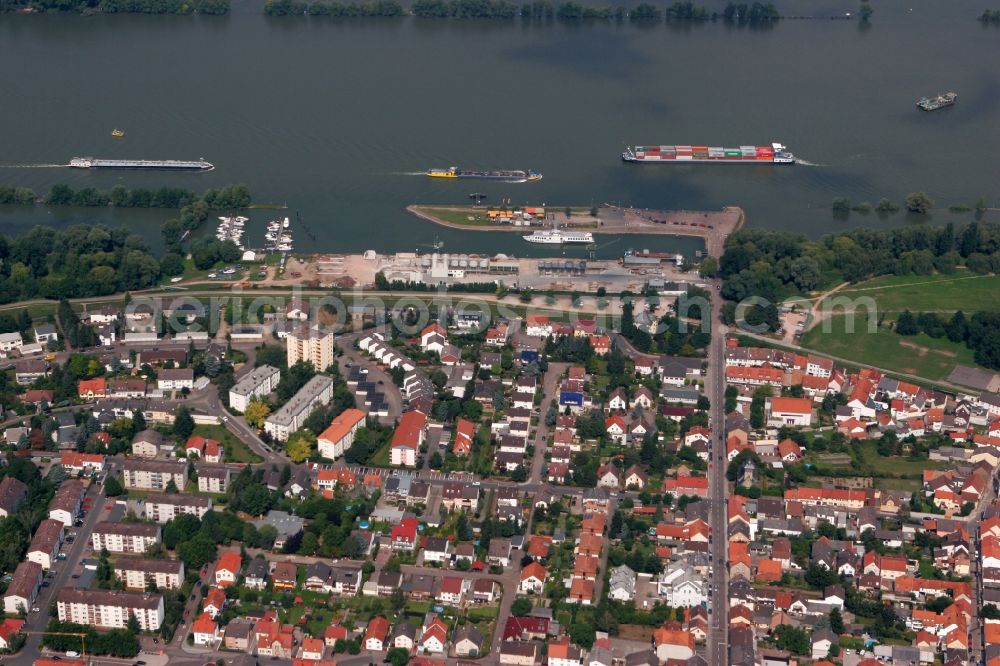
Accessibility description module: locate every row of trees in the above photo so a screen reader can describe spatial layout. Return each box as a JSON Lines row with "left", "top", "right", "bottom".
{"left": 265, "top": 0, "right": 777, "bottom": 19}
{"left": 0, "top": 0, "right": 227, "bottom": 13}
{"left": 43, "top": 184, "right": 203, "bottom": 209}
{"left": 895, "top": 309, "right": 1000, "bottom": 369}
{"left": 41, "top": 620, "right": 139, "bottom": 657}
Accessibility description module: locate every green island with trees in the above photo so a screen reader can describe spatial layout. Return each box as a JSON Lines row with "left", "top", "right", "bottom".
{"left": 266, "top": 0, "right": 782, "bottom": 21}
{"left": 0, "top": 0, "right": 228, "bottom": 13}
{"left": 831, "top": 191, "right": 989, "bottom": 217}
{"left": 0, "top": 181, "right": 251, "bottom": 211}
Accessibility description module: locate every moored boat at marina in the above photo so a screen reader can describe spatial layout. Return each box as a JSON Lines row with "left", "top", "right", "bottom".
{"left": 523, "top": 230, "right": 594, "bottom": 244}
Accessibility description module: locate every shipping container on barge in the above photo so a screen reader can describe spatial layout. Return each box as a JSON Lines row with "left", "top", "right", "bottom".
{"left": 68, "top": 157, "right": 215, "bottom": 171}
{"left": 622, "top": 143, "right": 795, "bottom": 164}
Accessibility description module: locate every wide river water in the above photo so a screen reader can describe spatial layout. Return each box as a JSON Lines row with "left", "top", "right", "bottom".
{"left": 1, "top": 0, "right": 999, "bottom": 258}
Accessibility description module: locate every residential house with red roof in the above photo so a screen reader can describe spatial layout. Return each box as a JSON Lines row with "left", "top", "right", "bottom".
{"left": 391, "top": 517, "right": 419, "bottom": 551}
{"left": 453, "top": 418, "right": 475, "bottom": 456}
{"left": 214, "top": 552, "right": 241, "bottom": 587}
{"left": 364, "top": 616, "right": 391, "bottom": 651}
{"left": 78, "top": 377, "right": 107, "bottom": 400}
{"left": 192, "top": 612, "right": 221, "bottom": 645}
{"left": 519, "top": 562, "right": 546, "bottom": 594}
{"left": 652, "top": 625, "right": 695, "bottom": 662}
{"left": 663, "top": 475, "right": 709, "bottom": 499}
{"left": 420, "top": 616, "right": 448, "bottom": 654}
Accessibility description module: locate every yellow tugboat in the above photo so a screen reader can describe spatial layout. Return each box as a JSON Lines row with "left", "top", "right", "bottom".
{"left": 111, "top": 128, "right": 125, "bottom": 138}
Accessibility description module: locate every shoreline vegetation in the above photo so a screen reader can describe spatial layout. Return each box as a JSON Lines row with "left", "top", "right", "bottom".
{"left": 0, "top": 182, "right": 250, "bottom": 211}
{"left": 832, "top": 192, "right": 992, "bottom": 217}
{"left": 2, "top": 0, "right": 229, "bottom": 13}
{"left": 264, "top": 0, "right": 789, "bottom": 20}
{"left": 3, "top": 0, "right": 881, "bottom": 21}
{"left": 0, "top": 184, "right": 252, "bottom": 295}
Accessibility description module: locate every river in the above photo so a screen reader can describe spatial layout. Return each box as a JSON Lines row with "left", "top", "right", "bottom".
{"left": 0, "top": 0, "right": 998, "bottom": 258}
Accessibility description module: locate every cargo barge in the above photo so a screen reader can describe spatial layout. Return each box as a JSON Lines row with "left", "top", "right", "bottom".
{"left": 427, "top": 167, "right": 542, "bottom": 183}
{"left": 69, "top": 157, "right": 215, "bottom": 171}
{"left": 917, "top": 92, "right": 957, "bottom": 111}
{"left": 622, "top": 142, "right": 795, "bottom": 164}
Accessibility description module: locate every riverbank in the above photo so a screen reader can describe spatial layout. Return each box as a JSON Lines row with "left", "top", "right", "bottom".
{"left": 407, "top": 203, "right": 742, "bottom": 256}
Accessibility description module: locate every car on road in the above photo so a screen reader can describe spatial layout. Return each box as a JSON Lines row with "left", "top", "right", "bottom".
{"left": 42, "top": 581, "right": 50, "bottom": 587}
{"left": 71, "top": 574, "right": 79, "bottom": 579}
{"left": 31, "top": 607, "right": 40, "bottom": 613}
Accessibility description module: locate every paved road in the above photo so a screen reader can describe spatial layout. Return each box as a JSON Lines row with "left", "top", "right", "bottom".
{"left": 13, "top": 476, "right": 112, "bottom": 666}
{"left": 705, "top": 280, "right": 729, "bottom": 666}
{"left": 529, "top": 362, "right": 568, "bottom": 485}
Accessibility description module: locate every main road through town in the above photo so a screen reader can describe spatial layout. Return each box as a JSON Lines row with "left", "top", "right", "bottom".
{"left": 706, "top": 281, "right": 728, "bottom": 666}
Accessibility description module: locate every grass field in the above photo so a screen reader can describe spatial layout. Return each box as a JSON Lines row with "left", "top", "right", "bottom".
{"left": 805, "top": 441, "right": 939, "bottom": 487}
{"left": 800, "top": 313, "right": 976, "bottom": 381}
{"left": 830, "top": 271, "right": 1000, "bottom": 313}
{"left": 369, "top": 439, "right": 392, "bottom": 467}
{"left": 415, "top": 207, "right": 499, "bottom": 227}
{"left": 857, "top": 440, "right": 942, "bottom": 476}
{"left": 192, "top": 424, "right": 263, "bottom": 464}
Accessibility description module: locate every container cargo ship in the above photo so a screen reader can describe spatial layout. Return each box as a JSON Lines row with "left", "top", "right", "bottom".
{"left": 69, "top": 157, "right": 214, "bottom": 171}
{"left": 426, "top": 167, "right": 542, "bottom": 183}
{"left": 917, "top": 92, "right": 957, "bottom": 111}
{"left": 523, "top": 230, "right": 594, "bottom": 244}
{"left": 622, "top": 142, "right": 795, "bottom": 164}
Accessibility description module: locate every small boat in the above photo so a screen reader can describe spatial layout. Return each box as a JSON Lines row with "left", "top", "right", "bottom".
{"left": 111, "top": 129, "right": 125, "bottom": 138}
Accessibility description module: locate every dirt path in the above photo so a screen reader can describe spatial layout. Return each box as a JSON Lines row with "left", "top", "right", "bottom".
{"left": 834, "top": 273, "right": 990, "bottom": 293}
{"left": 801, "top": 281, "right": 851, "bottom": 334}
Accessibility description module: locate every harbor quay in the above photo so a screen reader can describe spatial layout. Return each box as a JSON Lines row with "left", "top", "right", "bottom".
{"left": 407, "top": 203, "right": 743, "bottom": 257}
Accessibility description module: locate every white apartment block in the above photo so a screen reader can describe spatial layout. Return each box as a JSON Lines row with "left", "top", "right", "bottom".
{"left": 114, "top": 558, "right": 184, "bottom": 591}
{"left": 264, "top": 375, "right": 334, "bottom": 442}
{"left": 143, "top": 493, "right": 212, "bottom": 523}
{"left": 197, "top": 466, "right": 231, "bottom": 494}
{"left": 228, "top": 364, "right": 281, "bottom": 413}
{"left": 122, "top": 459, "right": 188, "bottom": 491}
{"left": 91, "top": 522, "right": 161, "bottom": 554}
{"left": 57, "top": 588, "right": 165, "bottom": 631}
{"left": 27, "top": 519, "right": 64, "bottom": 570}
